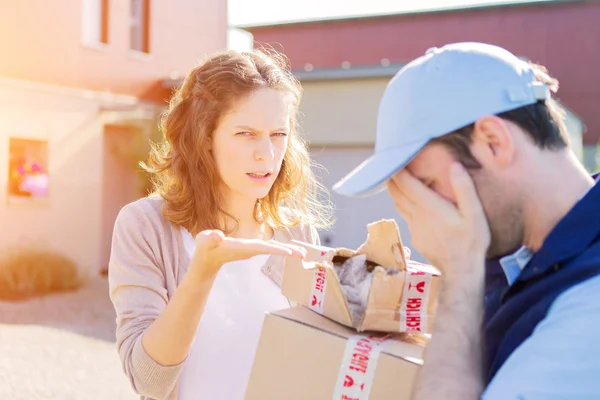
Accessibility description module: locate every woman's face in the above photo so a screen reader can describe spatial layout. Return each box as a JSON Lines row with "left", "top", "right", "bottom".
{"left": 211, "top": 87, "right": 293, "bottom": 203}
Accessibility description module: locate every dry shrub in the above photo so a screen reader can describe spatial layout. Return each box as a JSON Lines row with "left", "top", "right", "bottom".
{"left": 0, "top": 247, "right": 84, "bottom": 301}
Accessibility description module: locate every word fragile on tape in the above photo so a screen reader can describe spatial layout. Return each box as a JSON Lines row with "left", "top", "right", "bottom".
{"left": 309, "top": 266, "right": 327, "bottom": 313}
{"left": 399, "top": 267, "right": 433, "bottom": 333}
{"left": 332, "top": 334, "right": 389, "bottom": 400}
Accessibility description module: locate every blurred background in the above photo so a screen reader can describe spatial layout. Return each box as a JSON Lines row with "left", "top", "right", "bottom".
{"left": 0, "top": 0, "right": 598, "bottom": 397}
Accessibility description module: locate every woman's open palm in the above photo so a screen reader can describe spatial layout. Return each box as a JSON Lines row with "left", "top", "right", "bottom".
{"left": 192, "top": 230, "right": 306, "bottom": 275}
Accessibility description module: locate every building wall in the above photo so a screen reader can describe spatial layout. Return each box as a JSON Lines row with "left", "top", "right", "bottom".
{"left": 300, "top": 77, "right": 584, "bottom": 154}
{"left": 583, "top": 145, "right": 599, "bottom": 173}
{"left": 299, "top": 78, "right": 389, "bottom": 145}
{"left": 248, "top": 1, "right": 600, "bottom": 144}
{"left": 0, "top": 0, "right": 228, "bottom": 275}
{"left": 563, "top": 107, "right": 584, "bottom": 161}
{"left": 0, "top": 0, "right": 227, "bottom": 96}
{"left": 0, "top": 78, "right": 156, "bottom": 275}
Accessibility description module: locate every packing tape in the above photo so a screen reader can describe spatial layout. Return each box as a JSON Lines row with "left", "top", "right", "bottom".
{"left": 309, "top": 265, "right": 327, "bottom": 314}
{"left": 332, "top": 334, "right": 389, "bottom": 400}
{"left": 399, "top": 265, "right": 434, "bottom": 333}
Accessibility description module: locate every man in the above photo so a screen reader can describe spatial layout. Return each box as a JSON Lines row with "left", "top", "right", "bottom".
{"left": 333, "top": 42, "right": 600, "bottom": 399}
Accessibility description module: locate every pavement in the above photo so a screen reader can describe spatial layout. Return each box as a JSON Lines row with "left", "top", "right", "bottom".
{"left": 0, "top": 276, "right": 138, "bottom": 400}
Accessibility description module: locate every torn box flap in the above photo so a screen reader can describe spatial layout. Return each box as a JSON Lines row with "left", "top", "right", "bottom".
{"left": 355, "top": 219, "right": 407, "bottom": 270}
{"left": 290, "top": 240, "right": 336, "bottom": 262}
{"left": 406, "top": 259, "right": 441, "bottom": 276}
{"left": 282, "top": 255, "right": 355, "bottom": 327}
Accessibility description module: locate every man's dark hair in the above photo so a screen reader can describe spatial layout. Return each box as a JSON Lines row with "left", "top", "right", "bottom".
{"left": 431, "top": 63, "right": 570, "bottom": 169}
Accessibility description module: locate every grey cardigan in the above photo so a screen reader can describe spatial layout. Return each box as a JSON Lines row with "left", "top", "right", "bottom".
{"left": 108, "top": 196, "right": 319, "bottom": 400}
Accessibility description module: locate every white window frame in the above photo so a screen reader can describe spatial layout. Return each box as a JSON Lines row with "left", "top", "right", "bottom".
{"left": 130, "top": 0, "right": 149, "bottom": 53}
{"left": 81, "top": 0, "right": 108, "bottom": 48}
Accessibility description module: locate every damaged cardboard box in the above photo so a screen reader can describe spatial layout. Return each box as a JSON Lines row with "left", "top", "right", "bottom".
{"left": 283, "top": 219, "right": 441, "bottom": 334}
{"left": 245, "top": 306, "right": 425, "bottom": 400}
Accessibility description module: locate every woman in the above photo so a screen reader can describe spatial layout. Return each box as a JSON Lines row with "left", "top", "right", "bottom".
{"left": 108, "top": 48, "right": 332, "bottom": 400}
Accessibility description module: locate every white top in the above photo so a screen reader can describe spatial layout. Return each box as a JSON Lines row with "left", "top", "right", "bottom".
{"left": 177, "top": 228, "right": 291, "bottom": 400}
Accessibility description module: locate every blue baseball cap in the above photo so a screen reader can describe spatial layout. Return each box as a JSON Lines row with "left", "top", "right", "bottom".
{"left": 332, "top": 42, "right": 551, "bottom": 197}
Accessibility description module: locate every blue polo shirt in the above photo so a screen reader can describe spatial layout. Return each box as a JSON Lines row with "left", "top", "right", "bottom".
{"left": 482, "top": 175, "right": 600, "bottom": 399}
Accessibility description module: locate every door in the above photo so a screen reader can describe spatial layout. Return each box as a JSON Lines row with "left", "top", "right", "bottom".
{"left": 310, "top": 146, "right": 426, "bottom": 263}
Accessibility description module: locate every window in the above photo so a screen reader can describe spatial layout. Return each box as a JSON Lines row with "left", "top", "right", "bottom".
{"left": 81, "top": 0, "right": 109, "bottom": 45}
{"left": 130, "top": 0, "right": 150, "bottom": 53}
{"left": 7, "top": 138, "right": 49, "bottom": 199}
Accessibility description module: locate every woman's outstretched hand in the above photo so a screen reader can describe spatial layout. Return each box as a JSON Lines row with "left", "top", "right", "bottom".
{"left": 190, "top": 230, "right": 306, "bottom": 277}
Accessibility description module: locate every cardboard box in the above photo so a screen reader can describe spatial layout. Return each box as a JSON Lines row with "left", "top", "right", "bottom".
{"left": 245, "top": 306, "right": 425, "bottom": 400}
{"left": 283, "top": 220, "right": 441, "bottom": 334}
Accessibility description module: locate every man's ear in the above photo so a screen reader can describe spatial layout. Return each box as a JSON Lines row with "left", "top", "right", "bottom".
{"left": 471, "top": 116, "right": 515, "bottom": 168}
